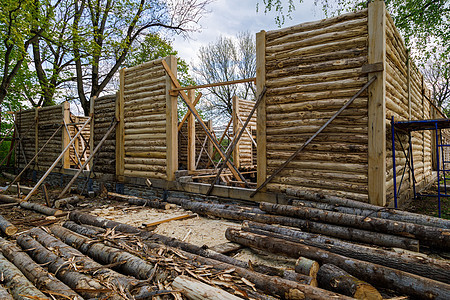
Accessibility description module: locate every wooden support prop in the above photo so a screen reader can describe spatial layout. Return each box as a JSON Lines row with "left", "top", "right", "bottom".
{"left": 42, "top": 184, "right": 50, "bottom": 207}
{"left": 170, "top": 77, "right": 256, "bottom": 93}
{"left": 58, "top": 119, "right": 117, "bottom": 199}
{"left": 178, "top": 92, "right": 202, "bottom": 132}
{"left": 225, "top": 229, "right": 450, "bottom": 300}
{"left": 295, "top": 257, "right": 319, "bottom": 278}
{"left": 237, "top": 115, "right": 257, "bottom": 147}
{"left": 317, "top": 264, "right": 382, "bottom": 300}
{"left": 206, "top": 86, "right": 267, "bottom": 195}
{"left": 251, "top": 76, "right": 377, "bottom": 197}
{"left": 24, "top": 116, "right": 91, "bottom": 201}
{"left": 0, "top": 214, "right": 17, "bottom": 236}
{"left": 206, "top": 118, "right": 232, "bottom": 169}
{"left": 64, "top": 120, "right": 82, "bottom": 168}
{"left": 19, "top": 202, "right": 65, "bottom": 216}
{"left": 162, "top": 60, "right": 247, "bottom": 184}
{"left": 172, "top": 275, "right": 242, "bottom": 300}
{"left": 145, "top": 214, "right": 196, "bottom": 227}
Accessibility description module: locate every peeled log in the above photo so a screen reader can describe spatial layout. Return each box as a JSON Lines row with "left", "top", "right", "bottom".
{"left": 0, "top": 214, "right": 17, "bottom": 236}
{"left": 243, "top": 221, "right": 450, "bottom": 284}
{"left": 172, "top": 275, "right": 242, "bottom": 300}
{"left": 0, "top": 252, "right": 50, "bottom": 300}
{"left": 48, "top": 225, "right": 155, "bottom": 280}
{"left": 0, "top": 237, "right": 82, "bottom": 300}
{"left": 16, "top": 233, "right": 113, "bottom": 300}
{"left": 317, "top": 264, "right": 382, "bottom": 300}
{"left": 54, "top": 196, "right": 81, "bottom": 209}
{"left": 69, "top": 210, "right": 140, "bottom": 234}
{"left": 226, "top": 228, "right": 450, "bottom": 300}
{"left": 165, "top": 198, "right": 419, "bottom": 251}
{"left": 259, "top": 202, "right": 450, "bottom": 250}
{"left": 19, "top": 201, "right": 65, "bottom": 216}
{"left": 295, "top": 257, "right": 319, "bottom": 278}
{"left": 68, "top": 211, "right": 314, "bottom": 285}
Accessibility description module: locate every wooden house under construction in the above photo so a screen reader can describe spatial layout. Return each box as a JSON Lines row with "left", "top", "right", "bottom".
{"left": 12, "top": 0, "right": 447, "bottom": 208}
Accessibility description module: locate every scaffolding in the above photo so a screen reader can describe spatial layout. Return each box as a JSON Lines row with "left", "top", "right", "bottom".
{"left": 391, "top": 117, "right": 450, "bottom": 217}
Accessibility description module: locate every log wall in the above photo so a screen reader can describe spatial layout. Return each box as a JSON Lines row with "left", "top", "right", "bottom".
{"left": 233, "top": 97, "right": 257, "bottom": 168}
{"left": 117, "top": 56, "right": 178, "bottom": 180}
{"left": 68, "top": 115, "right": 90, "bottom": 169}
{"left": 260, "top": 9, "right": 370, "bottom": 202}
{"left": 92, "top": 94, "right": 116, "bottom": 178}
{"left": 178, "top": 121, "right": 212, "bottom": 170}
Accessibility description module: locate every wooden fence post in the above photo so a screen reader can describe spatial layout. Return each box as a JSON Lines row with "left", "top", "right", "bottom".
{"left": 165, "top": 55, "right": 178, "bottom": 181}
{"left": 368, "top": 0, "right": 387, "bottom": 206}
{"left": 62, "top": 102, "right": 71, "bottom": 169}
{"left": 256, "top": 30, "right": 267, "bottom": 190}
{"left": 116, "top": 69, "right": 125, "bottom": 181}
{"left": 187, "top": 90, "right": 196, "bottom": 171}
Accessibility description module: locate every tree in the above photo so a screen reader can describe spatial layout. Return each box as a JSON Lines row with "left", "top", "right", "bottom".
{"left": 423, "top": 50, "right": 450, "bottom": 109}
{"left": 193, "top": 31, "right": 256, "bottom": 120}
{"left": 72, "top": 0, "right": 211, "bottom": 115}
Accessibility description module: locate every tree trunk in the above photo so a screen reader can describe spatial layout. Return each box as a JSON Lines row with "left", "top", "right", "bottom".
{"left": 69, "top": 210, "right": 141, "bottom": 234}
{"left": 317, "top": 264, "right": 382, "bottom": 300}
{"left": 47, "top": 225, "right": 154, "bottom": 280}
{"left": 259, "top": 202, "right": 450, "bottom": 250}
{"left": 0, "top": 214, "right": 17, "bottom": 236}
{"left": 0, "top": 252, "right": 50, "bottom": 300}
{"left": 16, "top": 233, "right": 116, "bottom": 300}
{"left": 108, "top": 192, "right": 173, "bottom": 210}
{"left": 162, "top": 199, "right": 419, "bottom": 251}
{"left": 0, "top": 285, "right": 13, "bottom": 300}
{"left": 68, "top": 211, "right": 314, "bottom": 285}
{"left": 226, "top": 228, "right": 450, "bottom": 300}
{"left": 0, "top": 194, "right": 19, "bottom": 203}
{"left": 295, "top": 257, "right": 319, "bottom": 278}
{"left": 54, "top": 196, "right": 81, "bottom": 209}
{"left": 19, "top": 201, "right": 65, "bottom": 216}
{"left": 291, "top": 199, "right": 450, "bottom": 229}
{"left": 172, "top": 275, "right": 242, "bottom": 300}
{"left": 63, "top": 220, "right": 106, "bottom": 236}
{"left": 242, "top": 221, "right": 450, "bottom": 284}
{"left": 0, "top": 237, "right": 82, "bottom": 300}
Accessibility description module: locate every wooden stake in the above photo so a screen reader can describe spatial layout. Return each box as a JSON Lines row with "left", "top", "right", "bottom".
{"left": 145, "top": 214, "right": 196, "bottom": 227}
{"left": 42, "top": 184, "right": 50, "bottom": 207}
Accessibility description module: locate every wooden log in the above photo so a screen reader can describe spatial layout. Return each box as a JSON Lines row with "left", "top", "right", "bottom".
{"left": 0, "top": 194, "right": 19, "bottom": 203}
{"left": 107, "top": 192, "right": 172, "bottom": 210}
{"left": 208, "top": 242, "right": 242, "bottom": 254}
{"left": 291, "top": 199, "right": 450, "bottom": 229}
{"left": 0, "top": 252, "right": 51, "bottom": 300}
{"left": 259, "top": 202, "right": 450, "bottom": 250}
{"left": 19, "top": 202, "right": 65, "bottom": 216}
{"left": 226, "top": 229, "right": 450, "bottom": 300}
{"left": 317, "top": 264, "right": 382, "bottom": 300}
{"left": 295, "top": 257, "right": 319, "bottom": 278}
{"left": 0, "top": 285, "right": 13, "bottom": 300}
{"left": 68, "top": 211, "right": 314, "bottom": 285}
{"left": 172, "top": 275, "right": 242, "bottom": 300}
{"left": 242, "top": 221, "right": 450, "bottom": 284}
{"left": 164, "top": 198, "right": 419, "bottom": 250}
{"left": 0, "top": 237, "right": 82, "bottom": 300}
{"left": 54, "top": 196, "right": 82, "bottom": 209}
{"left": 0, "top": 214, "right": 17, "bottom": 236}
{"left": 16, "top": 233, "right": 113, "bottom": 299}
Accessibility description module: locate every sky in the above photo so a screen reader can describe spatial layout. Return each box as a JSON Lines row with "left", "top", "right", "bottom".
{"left": 171, "top": 0, "right": 325, "bottom": 67}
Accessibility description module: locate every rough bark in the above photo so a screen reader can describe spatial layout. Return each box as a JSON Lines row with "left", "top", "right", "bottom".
{"left": 108, "top": 192, "right": 173, "bottom": 210}
{"left": 0, "top": 194, "right": 19, "bottom": 203}
{"left": 259, "top": 202, "right": 450, "bottom": 250}
{"left": 295, "top": 257, "right": 319, "bottom": 278}
{"left": 162, "top": 199, "right": 419, "bottom": 251}
{"left": 226, "top": 229, "right": 450, "bottom": 300}
{"left": 0, "top": 237, "right": 83, "bottom": 300}
{"left": 16, "top": 233, "right": 115, "bottom": 299}
{"left": 0, "top": 214, "right": 17, "bottom": 235}
{"left": 172, "top": 275, "right": 242, "bottom": 300}
{"left": 0, "top": 252, "right": 51, "bottom": 300}
{"left": 68, "top": 211, "right": 314, "bottom": 285}
{"left": 69, "top": 210, "right": 140, "bottom": 234}
{"left": 317, "top": 264, "right": 382, "bottom": 300}
{"left": 0, "top": 285, "right": 13, "bottom": 300}
{"left": 54, "top": 196, "right": 81, "bottom": 209}
{"left": 242, "top": 221, "right": 450, "bottom": 284}
{"left": 20, "top": 201, "right": 65, "bottom": 216}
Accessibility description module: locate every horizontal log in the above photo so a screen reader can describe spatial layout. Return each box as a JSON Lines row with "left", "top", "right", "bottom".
{"left": 107, "top": 192, "right": 172, "bottom": 210}
{"left": 20, "top": 202, "right": 65, "bottom": 216}
{"left": 172, "top": 275, "right": 241, "bottom": 300}
{"left": 0, "top": 214, "right": 17, "bottom": 236}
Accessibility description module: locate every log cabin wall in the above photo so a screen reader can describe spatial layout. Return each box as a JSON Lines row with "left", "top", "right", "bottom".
{"left": 232, "top": 97, "right": 257, "bottom": 168}
{"left": 178, "top": 120, "right": 212, "bottom": 170}
{"left": 258, "top": 9, "right": 370, "bottom": 202}
{"left": 92, "top": 94, "right": 116, "bottom": 179}
{"left": 15, "top": 104, "right": 66, "bottom": 170}
{"left": 116, "top": 56, "right": 178, "bottom": 181}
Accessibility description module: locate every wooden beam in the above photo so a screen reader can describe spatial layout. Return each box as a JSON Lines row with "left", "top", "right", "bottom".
{"left": 89, "top": 95, "right": 96, "bottom": 170}
{"left": 256, "top": 30, "right": 267, "bottom": 190}
{"left": 187, "top": 90, "right": 196, "bottom": 171}
{"left": 162, "top": 60, "right": 246, "bottom": 184}
{"left": 116, "top": 69, "right": 125, "bottom": 181}
{"left": 170, "top": 77, "right": 256, "bottom": 94}
{"left": 34, "top": 108, "right": 38, "bottom": 166}
{"left": 177, "top": 92, "right": 202, "bottom": 132}
{"left": 232, "top": 96, "right": 240, "bottom": 169}
{"left": 361, "top": 62, "right": 384, "bottom": 74}
{"left": 165, "top": 56, "right": 178, "bottom": 181}
{"left": 407, "top": 51, "right": 411, "bottom": 120}
{"left": 368, "top": 0, "right": 387, "bottom": 206}
{"left": 62, "top": 102, "right": 71, "bottom": 169}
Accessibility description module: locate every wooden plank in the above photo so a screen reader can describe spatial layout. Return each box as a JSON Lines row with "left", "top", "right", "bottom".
{"left": 232, "top": 96, "right": 240, "bottom": 169}
{"left": 165, "top": 55, "right": 178, "bottom": 181}
{"left": 407, "top": 52, "right": 411, "bottom": 120}
{"left": 256, "top": 30, "right": 267, "bottom": 190}
{"left": 62, "top": 102, "right": 71, "bottom": 169}
{"left": 116, "top": 69, "right": 125, "bottom": 180}
{"left": 170, "top": 77, "right": 256, "bottom": 93}
{"left": 187, "top": 90, "right": 196, "bottom": 171}
{"left": 368, "top": 0, "right": 387, "bottom": 206}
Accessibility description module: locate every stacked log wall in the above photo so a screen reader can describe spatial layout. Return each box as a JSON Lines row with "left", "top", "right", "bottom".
{"left": 261, "top": 9, "right": 370, "bottom": 202}
{"left": 67, "top": 115, "right": 91, "bottom": 168}
{"left": 93, "top": 94, "right": 116, "bottom": 178}
{"left": 178, "top": 121, "right": 211, "bottom": 170}
{"left": 120, "top": 57, "right": 175, "bottom": 180}
{"left": 233, "top": 97, "right": 257, "bottom": 168}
